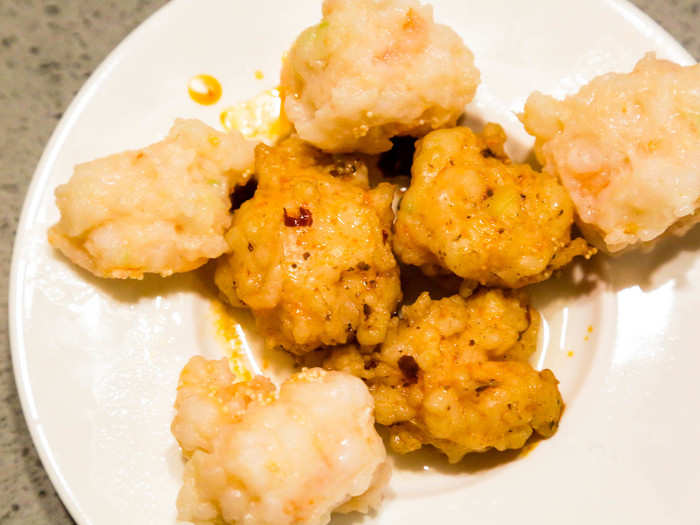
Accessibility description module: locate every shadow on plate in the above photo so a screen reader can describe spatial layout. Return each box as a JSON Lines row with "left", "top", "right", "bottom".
{"left": 600, "top": 222, "right": 700, "bottom": 293}
{"left": 331, "top": 508, "right": 381, "bottom": 525}
{"left": 528, "top": 221, "right": 700, "bottom": 306}
{"left": 527, "top": 254, "right": 606, "bottom": 312}
{"left": 390, "top": 435, "right": 543, "bottom": 477}
{"left": 55, "top": 250, "right": 220, "bottom": 304}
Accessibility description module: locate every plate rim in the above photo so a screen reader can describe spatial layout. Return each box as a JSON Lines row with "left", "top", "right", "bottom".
{"left": 8, "top": 1, "right": 696, "bottom": 524}
{"left": 8, "top": 2, "right": 181, "bottom": 523}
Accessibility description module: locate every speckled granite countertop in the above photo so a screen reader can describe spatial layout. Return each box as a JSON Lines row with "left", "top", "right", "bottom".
{"left": 0, "top": 1, "right": 698, "bottom": 523}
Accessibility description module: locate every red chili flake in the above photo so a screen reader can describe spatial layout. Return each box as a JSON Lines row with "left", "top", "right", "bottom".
{"left": 397, "top": 355, "right": 420, "bottom": 385}
{"left": 284, "top": 207, "right": 313, "bottom": 227}
{"left": 382, "top": 230, "right": 388, "bottom": 244}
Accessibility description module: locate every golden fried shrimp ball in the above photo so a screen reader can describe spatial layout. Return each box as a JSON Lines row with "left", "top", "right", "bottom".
{"left": 393, "top": 124, "right": 594, "bottom": 289}
{"left": 215, "top": 138, "right": 402, "bottom": 354}
{"left": 520, "top": 54, "right": 700, "bottom": 252}
{"left": 280, "top": 0, "right": 480, "bottom": 154}
{"left": 318, "top": 290, "right": 564, "bottom": 463}
{"left": 172, "top": 358, "right": 390, "bottom": 525}
{"left": 49, "top": 119, "right": 256, "bottom": 279}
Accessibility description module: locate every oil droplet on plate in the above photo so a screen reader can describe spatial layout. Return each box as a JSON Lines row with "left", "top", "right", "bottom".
{"left": 254, "top": 70, "right": 264, "bottom": 80}
{"left": 220, "top": 87, "right": 292, "bottom": 143}
{"left": 188, "top": 74, "right": 222, "bottom": 106}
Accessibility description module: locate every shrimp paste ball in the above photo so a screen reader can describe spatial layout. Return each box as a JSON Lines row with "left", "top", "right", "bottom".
{"left": 521, "top": 54, "right": 700, "bottom": 252}
{"left": 281, "top": 0, "right": 480, "bottom": 154}
{"left": 318, "top": 290, "right": 564, "bottom": 463}
{"left": 172, "top": 358, "right": 391, "bottom": 525}
{"left": 49, "top": 119, "right": 256, "bottom": 278}
{"left": 215, "top": 138, "right": 402, "bottom": 354}
{"left": 394, "top": 124, "right": 593, "bottom": 289}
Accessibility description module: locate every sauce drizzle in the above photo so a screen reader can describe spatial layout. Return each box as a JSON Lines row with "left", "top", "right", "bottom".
{"left": 211, "top": 300, "right": 252, "bottom": 381}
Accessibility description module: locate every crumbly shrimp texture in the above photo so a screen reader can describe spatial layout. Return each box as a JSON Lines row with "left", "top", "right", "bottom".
{"left": 48, "top": 119, "right": 256, "bottom": 278}
{"left": 281, "top": 0, "right": 480, "bottom": 154}
{"left": 172, "top": 357, "right": 391, "bottom": 525}
{"left": 318, "top": 290, "right": 563, "bottom": 463}
{"left": 520, "top": 54, "right": 700, "bottom": 253}
{"left": 215, "top": 137, "right": 402, "bottom": 355}
{"left": 393, "top": 124, "right": 593, "bottom": 289}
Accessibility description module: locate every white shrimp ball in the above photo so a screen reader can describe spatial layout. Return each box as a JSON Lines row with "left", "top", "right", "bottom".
{"left": 521, "top": 54, "right": 700, "bottom": 252}
{"left": 281, "top": 0, "right": 480, "bottom": 154}
{"left": 172, "top": 358, "right": 391, "bottom": 525}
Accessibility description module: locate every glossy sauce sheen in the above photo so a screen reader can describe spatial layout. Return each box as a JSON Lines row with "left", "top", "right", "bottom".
{"left": 220, "top": 87, "right": 292, "bottom": 142}
{"left": 188, "top": 74, "right": 223, "bottom": 105}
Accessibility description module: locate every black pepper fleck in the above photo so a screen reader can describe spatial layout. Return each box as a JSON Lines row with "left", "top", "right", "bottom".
{"left": 397, "top": 355, "right": 420, "bottom": 385}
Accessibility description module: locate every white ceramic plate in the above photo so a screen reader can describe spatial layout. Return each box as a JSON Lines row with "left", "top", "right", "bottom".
{"left": 10, "top": 1, "right": 699, "bottom": 524}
